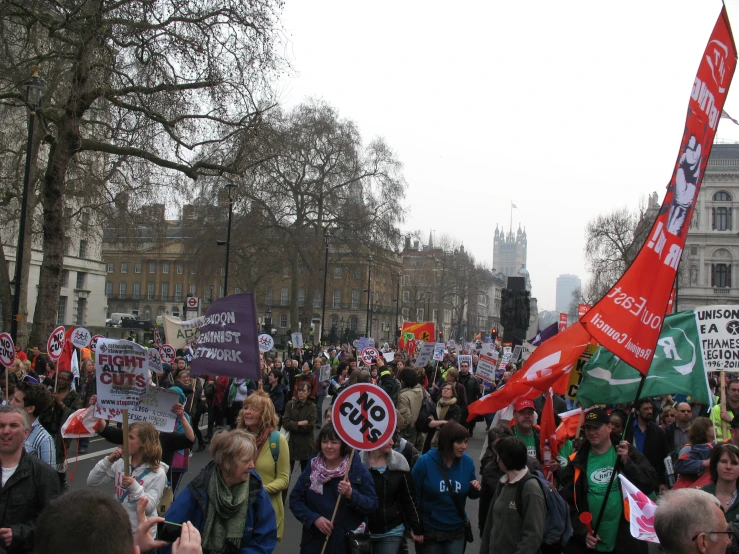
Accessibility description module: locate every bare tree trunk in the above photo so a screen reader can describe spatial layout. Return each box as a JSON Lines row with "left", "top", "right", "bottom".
{"left": 0, "top": 231, "right": 11, "bottom": 332}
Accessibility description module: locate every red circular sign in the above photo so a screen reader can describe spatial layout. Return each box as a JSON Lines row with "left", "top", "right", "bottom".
{"left": 0, "top": 333, "right": 15, "bottom": 368}
{"left": 47, "top": 326, "right": 65, "bottom": 361}
{"left": 160, "top": 344, "right": 176, "bottom": 364}
{"left": 90, "top": 334, "right": 104, "bottom": 353}
{"left": 186, "top": 297, "right": 198, "bottom": 308}
{"left": 361, "top": 347, "right": 380, "bottom": 365}
{"left": 331, "top": 384, "right": 397, "bottom": 451}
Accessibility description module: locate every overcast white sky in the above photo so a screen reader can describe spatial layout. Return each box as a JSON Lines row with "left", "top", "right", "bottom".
{"left": 277, "top": 0, "right": 739, "bottom": 311}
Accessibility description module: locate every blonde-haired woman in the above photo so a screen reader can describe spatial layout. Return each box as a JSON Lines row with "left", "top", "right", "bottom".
{"left": 162, "top": 429, "right": 277, "bottom": 553}
{"left": 237, "top": 391, "right": 290, "bottom": 541}
{"left": 87, "top": 422, "right": 167, "bottom": 536}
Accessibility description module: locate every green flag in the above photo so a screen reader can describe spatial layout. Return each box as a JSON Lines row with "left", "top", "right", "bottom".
{"left": 577, "top": 311, "right": 712, "bottom": 408}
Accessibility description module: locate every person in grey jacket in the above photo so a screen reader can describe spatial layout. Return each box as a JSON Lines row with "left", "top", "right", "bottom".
{"left": 481, "top": 436, "right": 546, "bottom": 554}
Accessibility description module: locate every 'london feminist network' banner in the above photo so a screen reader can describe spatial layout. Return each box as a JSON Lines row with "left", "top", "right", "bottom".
{"left": 582, "top": 8, "right": 737, "bottom": 373}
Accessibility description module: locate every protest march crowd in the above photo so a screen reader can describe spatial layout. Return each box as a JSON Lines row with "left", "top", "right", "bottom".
{"left": 0, "top": 330, "right": 737, "bottom": 554}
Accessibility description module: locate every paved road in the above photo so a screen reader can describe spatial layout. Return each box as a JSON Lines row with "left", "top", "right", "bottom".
{"left": 69, "top": 421, "right": 488, "bottom": 553}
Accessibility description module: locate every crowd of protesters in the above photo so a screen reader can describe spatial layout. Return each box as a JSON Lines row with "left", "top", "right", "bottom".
{"left": 3, "top": 336, "right": 739, "bottom": 554}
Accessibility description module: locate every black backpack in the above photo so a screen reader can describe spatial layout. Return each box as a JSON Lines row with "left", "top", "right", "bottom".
{"left": 415, "top": 391, "right": 436, "bottom": 433}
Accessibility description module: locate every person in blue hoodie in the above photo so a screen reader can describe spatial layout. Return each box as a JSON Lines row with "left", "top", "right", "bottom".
{"left": 412, "top": 421, "right": 481, "bottom": 554}
{"left": 161, "top": 428, "right": 277, "bottom": 554}
{"left": 289, "top": 423, "right": 379, "bottom": 554}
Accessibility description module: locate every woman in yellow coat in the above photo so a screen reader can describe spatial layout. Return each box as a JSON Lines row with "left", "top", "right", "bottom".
{"left": 238, "top": 390, "right": 290, "bottom": 541}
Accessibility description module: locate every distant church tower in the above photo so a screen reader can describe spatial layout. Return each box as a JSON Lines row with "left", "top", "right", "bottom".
{"left": 493, "top": 224, "right": 528, "bottom": 278}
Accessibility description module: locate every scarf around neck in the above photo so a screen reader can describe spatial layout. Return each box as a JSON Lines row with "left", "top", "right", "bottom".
{"left": 309, "top": 454, "right": 350, "bottom": 494}
{"left": 202, "top": 468, "right": 250, "bottom": 553}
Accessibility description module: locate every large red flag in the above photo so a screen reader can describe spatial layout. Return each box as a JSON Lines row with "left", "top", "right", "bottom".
{"left": 581, "top": 8, "right": 737, "bottom": 374}
{"left": 467, "top": 381, "right": 541, "bottom": 421}
{"left": 57, "top": 327, "right": 75, "bottom": 372}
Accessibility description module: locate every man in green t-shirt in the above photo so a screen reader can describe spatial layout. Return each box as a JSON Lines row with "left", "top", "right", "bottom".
{"left": 512, "top": 398, "right": 540, "bottom": 462}
{"left": 559, "top": 408, "right": 658, "bottom": 554}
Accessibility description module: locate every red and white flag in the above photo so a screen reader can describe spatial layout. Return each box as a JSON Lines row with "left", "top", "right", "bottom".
{"left": 618, "top": 474, "right": 659, "bottom": 544}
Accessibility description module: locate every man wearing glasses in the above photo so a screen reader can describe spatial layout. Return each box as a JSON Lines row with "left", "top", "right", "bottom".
{"left": 655, "top": 488, "right": 732, "bottom": 554}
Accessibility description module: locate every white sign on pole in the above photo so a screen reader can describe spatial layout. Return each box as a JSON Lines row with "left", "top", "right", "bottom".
{"left": 90, "top": 334, "right": 104, "bottom": 354}
{"left": 95, "top": 339, "right": 149, "bottom": 409}
{"left": 148, "top": 348, "right": 163, "bottom": 375}
{"left": 291, "top": 332, "right": 304, "bottom": 349}
{"left": 361, "top": 347, "right": 380, "bottom": 365}
{"left": 447, "top": 339, "right": 456, "bottom": 351}
{"left": 415, "top": 342, "right": 436, "bottom": 368}
{"left": 159, "top": 344, "right": 176, "bottom": 364}
{"left": 458, "top": 354, "right": 473, "bottom": 371}
{"left": 186, "top": 297, "right": 199, "bottom": 309}
{"left": 511, "top": 345, "right": 523, "bottom": 363}
{"left": 0, "top": 333, "right": 15, "bottom": 368}
{"left": 47, "top": 326, "right": 65, "bottom": 361}
{"left": 319, "top": 364, "right": 332, "bottom": 383}
{"left": 433, "top": 343, "right": 445, "bottom": 362}
{"left": 331, "top": 384, "right": 398, "bottom": 450}
{"left": 382, "top": 351, "right": 395, "bottom": 363}
{"left": 95, "top": 386, "right": 179, "bottom": 432}
{"left": 70, "top": 327, "right": 92, "bottom": 349}
{"left": 258, "top": 334, "right": 274, "bottom": 353}
{"left": 476, "top": 354, "right": 498, "bottom": 383}
{"left": 695, "top": 305, "right": 739, "bottom": 371}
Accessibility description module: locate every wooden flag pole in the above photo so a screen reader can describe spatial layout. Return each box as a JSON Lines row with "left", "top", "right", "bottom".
{"left": 54, "top": 369, "right": 59, "bottom": 393}
{"left": 721, "top": 376, "right": 728, "bottom": 440}
{"left": 122, "top": 409, "right": 130, "bottom": 476}
{"left": 320, "top": 449, "right": 356, "bottom": 554}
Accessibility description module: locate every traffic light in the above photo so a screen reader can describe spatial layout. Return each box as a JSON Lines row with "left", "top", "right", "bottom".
{"left": 491, "top": 327, "right": 498, "bottom": 341}
{"left": 438, "top": 329, "right": 443, "bottom": 341}
{"left": 396, "top": 327, "right": 402, "bottom": 338}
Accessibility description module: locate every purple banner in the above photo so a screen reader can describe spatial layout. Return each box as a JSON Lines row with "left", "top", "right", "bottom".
{"left": 190, "top": 293, "right": 261, "bottom": 381}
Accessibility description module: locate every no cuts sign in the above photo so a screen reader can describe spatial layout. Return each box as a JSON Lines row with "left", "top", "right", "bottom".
{"left": 159, "top": 344, "right": 176, "bottom": 364}
{"left": 47, "top": 326, "right": 66, "bottom": 361}
{"left": 331, "top": 384, "right": 397, "bottom": 450}
{"left": 0, "top": 333, "right": 15, "bottom": 368}
{"left": 360, "top": 347, "right": 380, "bottom": 365}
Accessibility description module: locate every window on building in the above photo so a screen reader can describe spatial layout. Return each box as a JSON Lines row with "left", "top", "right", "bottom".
{"left": 402, "top": 291, "right": 409, "bottom": 302}
{"left": 147, "top": 282, "right": 155, "bottom": 300}
{"left": 265, "top": 290, "right": 272, "bottom": 306}
{"left": 418, "top": 275, "right": 425, "bottom": 285}
{"left": 57, "top": 296, "right": 67, "bottom": 325}
{"left": 283, "top": 267, "right": 290, "bottom": 278}
{"left": 144, "top": 306, "right": 151, "bottom": 321}
{"left": 234, "top": 287, "right": 241, "bottom": 294}
{"left": 61, "top": 270, "right": 69, "bottom": 288}
{"left": 298, "top": 288, "right": 305, "bottom": 307}
{"left": 333, "top": 289, "right": 341, "bottom": 308}
{"left": 280, "top": 287, "right": 289, "bottom": 306}
{"left": 280, "top": 314, "right": 287, "bottom": 328}
{"left": 131, "top": 310, "right": 139, "bottom": 317}
{"left": 313, "top": 293, "right": 321, "bottom": 308}
{"left": 107, "top": 263, "right": 114, "bottom": 273}
{"left": 161, "top": 283, "right": 169, "bottom": 299}
{"left": 349, "top": 316, "right": 358, "bottom": 331}
{"left": 690, "top": 245, "right": 699, "bottom": 256}
{"left": 714, "top": 191, "right": 732, "bottom": 201}
{"left": 191, "top": 265, "right": 196, "bottom": 274}
{"left": 353, "top": 267, "right": 361, "bottom": 279}
{"left": 133, "top": 283, "right": 141, "bottom": 299}
{"left": 149, "top": 262, "right": 156, "bottom": 274}
{"left": 713, "top": 206, "right": 732, "bottom": 231}
{"left": 176, "top": 263, "right": 183, "bottom": 274}
{"left": 444, "top": 310, "right": 452, "bottom": 324}
{"left": 402, "top": 275, "right": 410, "bottom": 286}
{"left": 76, "top": 272, "right": 86, "bottom": 289}
{"left": 76, "top": 298, "right": 86, "bottom": 325}
{"left": 712, "top": 263, "right": 732, "bottom": 288}
{"left": 121, "top": 263, "right": 128, "bottom": 274}
{"left": 134, "top": 263, "right": 141, "bottom": 274}
{"left": 189, "top": 284, "right": 196, "bottom": 295}
{"left": 79, "top": 240, "right": 87, "bottom": 258}
{"left": 351, "top": 289, "right": 360, "bottom": 309}
{"left": 402, "top": 308, "right": 410, "bottom": 319}
{"left": 175, "top": 283, "right": 182, "bottom": 301}
{"left": 417, "top": 308, "right": 424, "bottom": 321}
{"left": 162, "top": 262, "right": 170, "bottom": 274}
{"left": 334, "top": 267, "right": 342, "bottom": 279}
{"left": 105, "top": 281, "right": 113, "bottom": 297}
{"left": 119, "top": 282, "right": 127, "bottom": 297}
{"left": 432, "top": 309, "right": 439, "bottom": 321}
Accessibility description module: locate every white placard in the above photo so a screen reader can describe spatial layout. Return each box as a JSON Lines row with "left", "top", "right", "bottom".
{"left": 415, "top": 342, "right": 436, "bottom": 367}
{"left": 95, "top": 339, "right": 149, "bottom": 409}
{"left": 319, "top": 364, "right": 332, "bottom": 382}
{"left": 47, "top": 326, "right": 65, "bottom": 361}
{"left": 148, "top": 348, "right": 163, "bottom": 375}
{"left": 159, "top": 344, "right": 176, "bottom": 364}
{"left": 695, "top": 305, "right": 739, "bottom": 371}
{"left": 95, "top": 386, "right": 179, "bottom": 432}
{"left": 458, "top": 354, "right": 473, "bottom": 371}
{"left": 511, "top": 345, "right": 523, "bottom": 363}
{"left": 258, "top": 334, "right": 274, "bottom": 353}
{"left": 291, "top": 332, "right": 304, "bottom": 349}
{"left": 433, "top": 343, "right": 445, "bottom": 362}
{"left": 382, "top": 351, "right": 395, "bottom": 363}
{"left": 447, "top": 339, "right": 456, "bottom": 351}
{"left": 70, "top": 327, "right": 91, "bottom": 349}
{"left": 0, "top": 333, "right": 15, "bottom": 368}
{"left": 476, "top": 354, "right": 498, "bottom": 383}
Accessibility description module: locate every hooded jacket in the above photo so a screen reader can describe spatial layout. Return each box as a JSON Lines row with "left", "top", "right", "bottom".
{"left": 559, "top": 433, "right": 656, "bottom": 553}
{"left": 161, "top": 461, "right": 277, "bottom": 554}
{"left": 289, "top": 452, "right": 378, "bottom": 554}
{"left": 397, "top": 384, "right": 424, "bottom": 433}
{"left": 361, "top": 449, "right": 423, "bottom": 536}
{"left": 411, "top": 448, "right": 480, "bottom": 531}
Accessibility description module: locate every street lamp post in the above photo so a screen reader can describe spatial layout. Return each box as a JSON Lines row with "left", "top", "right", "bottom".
{"left": 394, "top": 272, "right": 401, "bottom": 339}
{"left": 320, "top": 230, "right": 332, "bottom": 345}
{"left": 209, "top": 284, "right": 214, "bottom": 304}
{"left": 365, "top": 256, "right": 373, "bottom": 337}
{"left": 340, "top": 317, "right": 345, "bottom": 343}
{"left": 426, "top": 290, "right": 431, "bottom": 322}
{"left": 216, "top": 178, "right": 238, "bottom": 297}
{"left": 264, "top": 307, "right": 272, "bottom": 335}
{"left": 11, "top": 67, "right": 46, "bottom": 344}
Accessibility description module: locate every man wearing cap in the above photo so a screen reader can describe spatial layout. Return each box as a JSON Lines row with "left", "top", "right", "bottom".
{"left": 560, "top": 408, "right": 657, "bottom": 554}
{"left": 512, "top": 399, "right": 540, "bottom": 461}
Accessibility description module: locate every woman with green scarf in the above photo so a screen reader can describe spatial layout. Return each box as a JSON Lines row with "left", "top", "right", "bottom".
{"left": 162, "top": 429, "right": 277, "bottom": 554}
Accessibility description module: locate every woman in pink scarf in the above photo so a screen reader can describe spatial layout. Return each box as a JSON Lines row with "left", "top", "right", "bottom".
{"left": 289, "top": 423, "right": 378, "bottom": 554}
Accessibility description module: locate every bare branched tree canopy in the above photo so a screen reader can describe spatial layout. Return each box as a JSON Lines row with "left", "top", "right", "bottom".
{"left": 0, "top": 0, "right": 287, "bottom": 345}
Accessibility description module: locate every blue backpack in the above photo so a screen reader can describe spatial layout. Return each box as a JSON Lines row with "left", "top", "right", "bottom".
{"left": 511, "top": 470, "right": 573, "bottom": 549}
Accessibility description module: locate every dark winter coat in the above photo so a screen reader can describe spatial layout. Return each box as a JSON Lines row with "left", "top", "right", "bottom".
{"left": 560, "top": 434, "right": 656, "bottom": 554}
{"left": 281, "top": 398, "right": 317, "bottom": 462}
{"left": 624, "top": 420, "right": 670, "bottom": 486}
{"left": 289, "top": 453, "right": 378, "bottom": 554}
{"left": 267, "top": 383, "right": 286, "bottom": 415}
{"left": 0, "top": 449, "right": 61, "bottom": 553}
{"left": 161, "top": 462, "right": 277, "bottom": 554}
{"left": 360, "top": 450, "right": 423, "bottom": 536}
